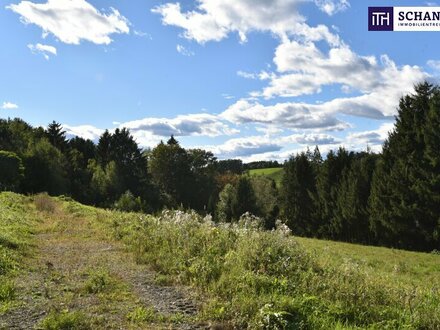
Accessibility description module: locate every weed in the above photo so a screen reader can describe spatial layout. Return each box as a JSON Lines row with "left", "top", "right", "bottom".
{"left": 34, "top": 193, "right": 56, "bottom": 213}
{"left": 127, "top": 306, "right": 156, "bottom": 323}
{"left": 40, "top": 310, "right": 91, "bottom": 330}
{"left": 83, "top": 270, "right": 112, "bottom": 294}
{"left": 0, "top": 280, "right": 15, "bottom": 302}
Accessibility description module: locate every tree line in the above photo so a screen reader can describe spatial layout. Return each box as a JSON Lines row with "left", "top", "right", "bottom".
{"left": 0, "top": 82, "right": 439, "bottom": 251}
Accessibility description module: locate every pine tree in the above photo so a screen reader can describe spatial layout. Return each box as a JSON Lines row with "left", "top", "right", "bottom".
{"left": 312, "top": 148, "right": 353, "bottom": 238}
{"left": 369, "top": 82, "right": 438, "bottom": 250}
{"left": 232, "top": 176, "right": 258, "bottom": 219}
{"left": 46, "top": 121, "right": 67, "bottom": 152}
{"left": 282, "top": 152, "right": 316, "bottom": 236}
{"left": 334, "top": 152, "right": 378, "bottom": 243}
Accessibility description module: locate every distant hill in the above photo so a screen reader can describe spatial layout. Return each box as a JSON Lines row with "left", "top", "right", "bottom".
{"left": 248, "top": 167, "right": 284, "bottom": 186}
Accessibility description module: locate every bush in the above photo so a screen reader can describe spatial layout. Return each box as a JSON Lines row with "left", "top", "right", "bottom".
{"left": 40, "top": 310, "right": 91, "bottom": 330}
{"left": 101, "top": 208, "right": 440, "bottom": 329}
{"left": 34, "top": 193, "right": 56, "bottom": 213}
{"left": 0, "top": 151, "right": 24, "bottom": 192}
{"left": 113, "top": 190, "right": 142, "bottom": 212}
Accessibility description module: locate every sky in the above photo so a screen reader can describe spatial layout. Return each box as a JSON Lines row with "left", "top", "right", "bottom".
{"left": 1, "top": 0, "right": 439, "bottom": 161}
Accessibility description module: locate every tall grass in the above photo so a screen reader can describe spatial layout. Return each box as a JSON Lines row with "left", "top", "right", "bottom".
{"left": 89, "top": 207, "right": 440, "bottom": 329}
{"left": 0, "top": 193, "right": 38, "bottom": 310}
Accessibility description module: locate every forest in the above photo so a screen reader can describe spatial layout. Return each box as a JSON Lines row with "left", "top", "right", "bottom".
{"left": 1, "top": 82, "right": 439, "bottom": 252}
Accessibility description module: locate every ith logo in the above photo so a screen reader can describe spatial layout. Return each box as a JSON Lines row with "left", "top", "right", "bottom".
{"left": 369, "top": 7, "right": 394, "bottom": 31}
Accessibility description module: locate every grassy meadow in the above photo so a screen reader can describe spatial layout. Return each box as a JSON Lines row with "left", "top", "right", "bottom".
{"left": 1, "top": 192, "right": 439, "bottom": 329}
{"left": 248, "top": 168, "right": 284, "bottom": 187}
{"left": 0, "top": 193, "right": 39, "bottom": 313}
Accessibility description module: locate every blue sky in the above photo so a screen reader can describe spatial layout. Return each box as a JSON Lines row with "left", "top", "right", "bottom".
{"left": 0, "top": 0, "right": 439, "bottom": 161}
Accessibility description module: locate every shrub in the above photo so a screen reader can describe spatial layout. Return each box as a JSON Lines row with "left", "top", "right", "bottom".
{"left": 83, "top": 270, "right": 111, "bottom": 294}
{"left": 34, "top": 193, "right": 56, "bottom": 213}
{"left": 40, "top": 310, "right": 91, "bottom": 330}
{"left": 113, "top": 190, "right": 142, "bottom": 212}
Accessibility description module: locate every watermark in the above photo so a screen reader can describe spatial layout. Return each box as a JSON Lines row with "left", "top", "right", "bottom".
{"left": 368, "top": 6, "right": 440, "bottom": 31}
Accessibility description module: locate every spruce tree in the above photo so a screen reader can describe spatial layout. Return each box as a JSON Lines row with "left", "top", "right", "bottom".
{"left": 369, "top": 82, "right": 438, "bottom": 250}
{"left": 282, "top": 152, "right": 316, "bottom": 236}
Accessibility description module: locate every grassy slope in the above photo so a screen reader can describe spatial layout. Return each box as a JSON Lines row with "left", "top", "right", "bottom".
{"left": 1, "top": 193, "right": 440, "bottom": 329}
{"left": 297, "top": 237, "right": 440, "bottom": 289}
{"left": 0, "top": 193, "right": 203, "bottom": 329}
{"left": 0, "top": 193, "right": 38, "bottom": 313}
{"left": 248, "top": 167, "right": 284, "bottom": 186}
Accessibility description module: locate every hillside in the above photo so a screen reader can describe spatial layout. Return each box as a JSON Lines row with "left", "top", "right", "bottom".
{"left": 248, "top": 167, "right": 284, "bottom": 187}
{"left": 1, "top": 192, "right": 439, "bottom": 329}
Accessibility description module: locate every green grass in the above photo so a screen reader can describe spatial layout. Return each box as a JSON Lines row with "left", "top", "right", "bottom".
{"left": 248, "top": 167, "right": 284, "bottom": 186}
{"left": 88, "top": 207, "right": 439, "bottom": 329}
{"left": 0, "top": 192, "right": 38, "bottom": 312}
{"left": 2, "top": 193, "right": 440, "bottom": 329}
{"left": 39, "top": 310, "right": 91, "bottom": 330}
{"left": 296, "top": 237, "right": 440, "bottom": 289}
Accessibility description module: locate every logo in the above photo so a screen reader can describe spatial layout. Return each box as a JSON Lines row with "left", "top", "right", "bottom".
{"left": 369, "top": 6, "right": 440, "bottom": 31}
{"left": 369, "top": 7, "right": 394, "bottom": 31}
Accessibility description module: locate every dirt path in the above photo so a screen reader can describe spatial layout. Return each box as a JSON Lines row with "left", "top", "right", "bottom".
{"left": 0, "top": 201, "right": 208, "bottom": 329}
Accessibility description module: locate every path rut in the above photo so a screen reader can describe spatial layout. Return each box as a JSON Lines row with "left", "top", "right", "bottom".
{"left": 0, "top": 202, "right": 209, "bottom": 329}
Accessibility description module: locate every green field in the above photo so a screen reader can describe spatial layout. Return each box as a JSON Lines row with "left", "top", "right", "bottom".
{"left": 1, "top": 192, "right": 439, "bottom": 329}
{"left": 248, "top": 167, "right": 284, "bottom": 186}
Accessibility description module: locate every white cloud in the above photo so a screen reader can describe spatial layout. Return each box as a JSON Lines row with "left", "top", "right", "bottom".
{"left": 120, "top": 113, "right": 238, "bottom": 138}
{"left": 206, "top": 136, "right": 283, "bottom": 158}
{"left": 237, "top": 70, "right": 259, "bottom": 79}
{"left": 221, "top": 99, "right": 349, "bottom": 131}
{"left": 345, "top": 122, "right": 395, "bottom": 152}
{"left": 315, "top": 0, "right": 350, "bottom": 16}
{"left": 427, "top": 59, "right": 440, "bottom": 74}
{"left": 1, "top": 102, "right": 19, "bottom": 110}
{"left": 7, "top": 0, "right": 130, "bottom": 45}
{"left": 176, "top": 44, "right": 194, "bottom": 56}
{"left": 152, "top": 0, "right": 340, "bottom": 45}
{"left": 258, "top": 40, "right": 426, "bottom": 101}
{"left": 27, "top": 43, "right": 56, "bottom": 60}
{"left": 63, "top": 124, "right": 105, "bottom": 142}
{"left": 201, "top": 131, "right": 340, "bottom": 160}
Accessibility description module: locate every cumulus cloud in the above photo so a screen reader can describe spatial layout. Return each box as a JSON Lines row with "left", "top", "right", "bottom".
{"left": 28, "top": 43, "right": 56, "bottom": 60}
{"left": 202, "top": 131, "right": 340, "bottom": 159}
{"left": 63, "top": 124, "right": 104, "bottom": 142}
{"left": 7, "top": 0, "right": 130, "bottom": 45}
{"left": 221, "top": 99, "right": 349, "bottom": 131}
{"left": 152, "top": 0, "right": 340, "bottom": 44}
{"left": 257, "top": 40, "right": 426, "bottom": 102}
{"left": 120, "top": 113, "right": 238, "bottom": 138}
{"left": 1, "top": 102, "right": 19, "bottom": 110}
{"left": 345, "top": 122, "right": 395, "bottom": 152}
{"left": 207, "top": 136, "right": 283, "bottom": 158}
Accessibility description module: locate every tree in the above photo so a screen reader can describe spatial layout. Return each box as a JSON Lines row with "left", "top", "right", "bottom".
{"left": 312, "top": 148, "right": 353, "bottom": 238}
{"left": 89, "top": 160, "right": 123, "bottom": 206}
{"left": 97, "top": 130, "right": 112, "bottom": 166}
{"left": 250, "top": 176, "right": 280, "bottom": 229}
{"left": 232, "top": 176, "right": 258, "bottom": 219}
{"left": 0, "top": 150, "right": 24, "bottom": 191}
{"left": 22, "top": 139, "right": 69, "bottom": 195}
{"left": 369, "top": 82, "right": 440, "bottom": 250}
{"left": 334, "top": 152, "right": 378, "bottom": 243}
{"left": 216, "top": 183, "right": 236, "bottom": 222}
{"left": 113, "top": 190, "right": 143, "bottom": 212}
{"left": 46, "top": 121, "right": 67, "bottom": 152}
{"left": 149, "top": 139, "right": 192, "bottom": 207}
{"left": 187, "top": 148, "right": 217, "bottom": 211}
{"left": 282, "top": 152, "right": 316, "bottom": 236}
{"left": 214, "top": 159, "right": 243, "bottom": 174}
